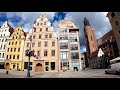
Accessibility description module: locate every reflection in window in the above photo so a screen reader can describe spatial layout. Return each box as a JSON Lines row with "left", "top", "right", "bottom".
{"left": 60, "top": 51, "right": 68, "bottom": 60}
{"left": 70, "top": 37, "right": 77, "bottom": 42}
{"left": 60, "top": 43, "right": 68, "bottom": 49}
{"left": 60, "top": 35, "right": 68, "bottom": 40}
{"left": 71, "top": 52, "right": 79, "bottom": 59}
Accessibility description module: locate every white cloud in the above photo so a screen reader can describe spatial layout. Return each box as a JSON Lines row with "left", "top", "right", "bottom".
{"left": 4, "top": 12, "right": 56, "bottom": 32}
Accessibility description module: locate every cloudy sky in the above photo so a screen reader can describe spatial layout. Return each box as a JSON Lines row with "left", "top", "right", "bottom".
{"left": 0, "top": 12, "right": 112, "bottom": 53}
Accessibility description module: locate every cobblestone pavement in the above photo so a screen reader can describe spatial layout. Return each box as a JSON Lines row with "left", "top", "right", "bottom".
{"left": 0, "top": 69, "right": 120, "bottom": 78}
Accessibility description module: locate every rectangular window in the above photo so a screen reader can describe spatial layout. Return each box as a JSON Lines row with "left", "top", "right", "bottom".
{"left": 37, "top": 51, "right": 40, "bottom": 56}
{"left": 60, "top": 43, "right": 68, "bottom": 49}
{"left": 45, "top": 62, "right": 49, "bottom": 65}
{"left": 17, "top": 55, "right": 19, "bottom": 59}
{"left": 49, "top": 34, "right": 52, "bottom": 38}
{"left": 29, "top": 36, "right": 32, "bottom": 39}
{"left": 19, "top": 41, "right": 21, "bottom": 45}
{"left": 51, "top": 62, "right": 55, "bottom": 70}
{"left": 44, "top": 42, "right": 48, "bottom": 47}
{"left": 38, "top": 42, "right": 41, "bottom": 47}
{"left": 70, "top": 31, "right": 76, "bottom": 35}
{"left": 71, "top": 44, "right": 78, "bottom": 50}
{"left": 63, "top": 62, "right": 68, "bottom": 66}
{"left": 40, "top": 28, "right": 42, "bottom": 31}
{"left": 13, "top": 55, "right": 15, "bottom": 59}
{"left": 10, "top": 55, "right": 11, "bottom": 59}
{"left": 44, "top": 22, "right": 46, "bottom": 25}
{"left": 6, "top": 55, "right": 8, "bottom": 59}
{"left": 52, "top": 42, "right": 55, "bottom": 46}
{"left": 15, "top": 41, "right": 17, "bottom": 45}
{"left": 27, "top": 43, "right": 29, "bottom": 47}
{"left": 11, "top": 48, "right": 12, "bottom": 52}
{"left": 33, "top": 35, "right": 36, "bottom": 39}
{"left": 60, "top": 35, "right": 68, "bottom": 40}
{"left": 60, "top": 29, "right": 67, "bottom": 32}
{"left": 71, "top": 52, "right": 79, "bottom": 59}
{"left": 14, "top": 48, "right": 16, "bottom": 52}
{"left": 12, "top": 42, "right": 14, "bottom": 45}
{"left": 18, "top": 48, "right": 20, "bottom": 52}
{"left": 46, "top": 28, "right": 48, "bottom": 31}
{"left": 119, "top": 31, "right": 120, "bottom": 35}
{"left": 45, "top": 35, "right": 48, "bottom": 38}
{"left": 39, "top": 35, "right": 41, "bottom": 39}
{"left": 2, "top": 39, "right": 4, "bottom": 42}
{"left": 5, "top": 39, "right": 7, "bottom": 42}
{"left": 32, "top": 43, "right": 35, "bottom": 47}
{"left": 70, "top": 37, "right": 77, "bottom": 42}
{"left": 37, "top": 23, "right": 39, "bottom": 26}
{"left": 41, "top": 18, "right": 43, "bottom": 21}
{"left": 0, "top": 53, "right": 1, "bottom": 58}
{"left": 4, "top": 45, "right": 5, "bottom": 49}
{"left": 34, "top": 28, "right": 36, "bottom": 32}
{"left": 2, "top": 53, "right": 4, "bottom": 58}
{"left": 60, "top": 51, "right": 68, "bottom": 60}
{"left": 7, "top": 48, "right": 9, "bottom": 52}
{"left": 51, "top": 50, "right": 55, "bottom": 56}
{"left": 9, "top": 42, "right": 10, "bottom": 45}
{"left": 44, "top": 50, "right": 48, "bottom": 56}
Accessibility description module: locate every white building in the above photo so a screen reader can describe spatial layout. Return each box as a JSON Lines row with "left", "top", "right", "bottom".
{"left": 57, "top": 20, "right": 82, "bottom": 72}
{"left": 0, "top": 21, "right": 14, "bottom": 68}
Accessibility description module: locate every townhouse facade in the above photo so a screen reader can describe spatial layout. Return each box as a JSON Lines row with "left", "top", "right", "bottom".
{"left": 23, "top": 14, "right": 58, "bottom": 72}
{"left": 0, "top": 21, "right": 14, "bottom": 69}
{"left": 5, "top": 25, "right": 27, "bottom": 70}
{"left": 57, "top": 20, "right": 82, "bottom": 72}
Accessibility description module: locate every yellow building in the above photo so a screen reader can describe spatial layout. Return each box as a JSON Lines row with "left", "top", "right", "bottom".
{"left": 23, "top": 14, "right": 58, "bottom": 72}
{"left": 5, "top": 25, "right": 27, "bottom": 71}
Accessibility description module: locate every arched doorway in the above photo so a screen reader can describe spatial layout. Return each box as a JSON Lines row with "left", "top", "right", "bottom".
{"left": 36, "top": 63, "right": 42, "bottom": 72}
{"left": 6, "top": 63, "right": 10, "bottom": 70}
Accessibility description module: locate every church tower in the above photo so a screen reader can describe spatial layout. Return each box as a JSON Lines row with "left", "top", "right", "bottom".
{"left": 83, "top": 18, "right": 98, "bottom": 58}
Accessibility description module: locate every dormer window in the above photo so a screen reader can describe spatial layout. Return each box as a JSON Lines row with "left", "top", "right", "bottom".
{"left": 46, "top": 28, "right": 48, "bottom": 31}
{"left": 34, "top": 28, "right": 36, "bottom": 32}
{"left": 40, "top": 28, "right": 42, "bottom": 31}
{"left": 44, "top": 22, "right": 46, "bottom": 25}
{"left": 37, "top": 23, "right": 39, "bottom": 26}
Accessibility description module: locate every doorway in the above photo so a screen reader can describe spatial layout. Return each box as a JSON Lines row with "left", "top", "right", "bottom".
{"left": 36, "top": 63, "right": 42, "bottom": 72}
